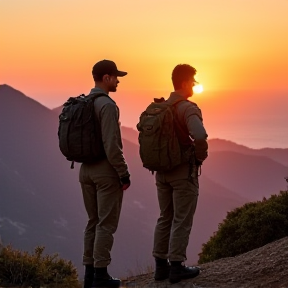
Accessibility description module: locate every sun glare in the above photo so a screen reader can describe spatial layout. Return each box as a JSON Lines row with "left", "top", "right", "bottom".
{"left": 193, "top": 84, "right": 204, "bottom": 94}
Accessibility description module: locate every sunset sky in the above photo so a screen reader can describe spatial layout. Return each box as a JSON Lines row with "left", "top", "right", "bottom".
{"left": 1, "top": 0, "right": 288, "bottom": 148}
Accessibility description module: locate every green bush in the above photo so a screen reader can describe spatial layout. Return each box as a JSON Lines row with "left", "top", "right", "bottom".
{"left": 0, "top": 245, "right": 81, "bottom": 288}
{"left": 198, "top": 190, "right": 288, "bottom": 264}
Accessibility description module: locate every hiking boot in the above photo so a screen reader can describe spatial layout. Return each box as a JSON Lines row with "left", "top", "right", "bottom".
{"left": 84, "top": 264, "right": 94, "bottom": 288}
{"left": 91, "top": 276, "right": 121, "bottom": 288}
{"left": 154, "top": 257, "right": 170, "bottom": 281}
{"left": 92, "top": 267, "right": 121, "bottom": 288}
{"left": 169, "top": 263, "right": 200, "bottom": 284}
{"left": 154, "top": 265, "right": 171, "bottom": 281}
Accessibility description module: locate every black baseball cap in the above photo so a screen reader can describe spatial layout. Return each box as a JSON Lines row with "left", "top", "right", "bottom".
{"left": 92, "top": 60, "right": 127, "bottom": 77}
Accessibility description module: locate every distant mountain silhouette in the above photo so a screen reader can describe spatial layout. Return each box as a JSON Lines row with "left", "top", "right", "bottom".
{"left": 202, "top": 151, "right": 287, "bottom": 201}
{"left": 1, "top": 84, "right": 287, "bottom": 278}
{"left": 52, "top": 105, "right": 63, "bottom": 116}
{"left": 209, "top": 138, "right": 288, "bottom": 166}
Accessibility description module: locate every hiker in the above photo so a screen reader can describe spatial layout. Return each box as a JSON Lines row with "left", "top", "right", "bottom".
{"left": 137, "top": 64, "right": 208, "bottom": 284}
{"left": 80, "top": 60, "right": 131, "bottom": 288}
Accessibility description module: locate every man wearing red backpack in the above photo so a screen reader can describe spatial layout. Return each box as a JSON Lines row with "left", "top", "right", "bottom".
{"left": 151, "top": 64, "right": 208, "bottom": 284}
{"left": 80, "top": 60, "right": 130, "bottom": 288}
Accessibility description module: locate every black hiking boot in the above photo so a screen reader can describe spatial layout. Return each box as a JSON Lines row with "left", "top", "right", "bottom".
{"left": 154, "top": 257, "right": 170, "bottom": 281}
{"left": 92, "top": 267, "right": 121, "bottom": 288}
{"left": 169, "top": 262, "right": 200, "bottom": 284}
{"left": 84, "top": 264, "right": 94, "bottom": 288}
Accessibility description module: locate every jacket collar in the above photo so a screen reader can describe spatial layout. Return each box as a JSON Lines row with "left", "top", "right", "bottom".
{"left": 89, "top": 87, "right": 115, "bottom": 104}
{"left": 167, "top": 91, "right": 188, "bottom": 104}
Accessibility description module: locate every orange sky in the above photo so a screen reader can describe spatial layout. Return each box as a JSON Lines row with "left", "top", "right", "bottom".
{"left": 1, "top": 0, "right": 288, "bottom": 147}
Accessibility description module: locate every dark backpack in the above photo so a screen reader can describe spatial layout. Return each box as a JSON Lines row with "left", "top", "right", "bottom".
{"left": 136, "top": 98, "right": 192, "bottom": 172}
{"left": 58, "top": 93, "right": 107, "bottom": 168}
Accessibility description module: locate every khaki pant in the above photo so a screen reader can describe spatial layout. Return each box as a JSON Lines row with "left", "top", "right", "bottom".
{"left": 79, "top": 159, "right": 123, "bottom": 267}
{"left": 153, "top": 162, "right": 199, "bottom": 262}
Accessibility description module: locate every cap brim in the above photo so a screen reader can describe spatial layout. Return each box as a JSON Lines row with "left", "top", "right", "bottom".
{"left": 116, "top": 71, "right": 127, "bottom": 77}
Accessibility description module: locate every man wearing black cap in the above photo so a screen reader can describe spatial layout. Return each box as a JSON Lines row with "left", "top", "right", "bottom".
{"left": 80, "top": 60, "right": 130, "bottom": 288}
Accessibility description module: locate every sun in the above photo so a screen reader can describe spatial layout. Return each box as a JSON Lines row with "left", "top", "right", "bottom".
{"left": 193, "top": 84, "right": 204, "bottom": 94}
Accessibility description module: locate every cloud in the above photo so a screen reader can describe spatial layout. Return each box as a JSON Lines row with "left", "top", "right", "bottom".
{"left": 0, "top": 217, "right": 27, "bottom": 235}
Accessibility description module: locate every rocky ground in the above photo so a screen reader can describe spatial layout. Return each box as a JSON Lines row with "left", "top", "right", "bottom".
{"left": 121, "top": 237, "right": 288, "bottom": 288}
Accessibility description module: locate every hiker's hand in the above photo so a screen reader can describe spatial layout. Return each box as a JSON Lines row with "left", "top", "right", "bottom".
{"left": 195, "top": 159, "right": 203, "bottom": 166}
{"left": 122, "top": 183, "right": 130, "bottom": 191}
{"left": 194, "top": 139, "right": 208, "bottom": 164}
{"left": 120, "top": 176, "right": 130, "bottom": 191}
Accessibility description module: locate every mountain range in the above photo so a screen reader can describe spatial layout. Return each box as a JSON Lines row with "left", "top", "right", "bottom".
{"left": 0, "top": 84, "right": 287, "bottom": 278}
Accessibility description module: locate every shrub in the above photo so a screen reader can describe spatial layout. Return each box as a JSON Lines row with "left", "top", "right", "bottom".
{"left": 0, "top": 245, "right": 81, "bottom": 288}
{"left": 198, "top": 190, "right": 288, "bottom": 264}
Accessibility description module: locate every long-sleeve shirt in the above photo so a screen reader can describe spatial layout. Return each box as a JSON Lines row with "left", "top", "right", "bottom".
{"left": 88, "top": 87, "right": 130, "bottom": 179}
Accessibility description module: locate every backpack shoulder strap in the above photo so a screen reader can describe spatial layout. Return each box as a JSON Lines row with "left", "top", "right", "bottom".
{"left": 171, "top": 99, "right": 193, "bottom": 147}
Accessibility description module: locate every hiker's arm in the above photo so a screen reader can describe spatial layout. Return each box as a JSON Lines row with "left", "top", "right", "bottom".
{"left": 188, "top": 115, "right": 208, "bottom": 164}
{"left": 184, "top": 107, "right": 208, "bottom": 164}
{"left": 186, "top": 115, "right": 207, "bottom": 139}
{"left": 100, "top": 103, "right": 130, "bottom": 180}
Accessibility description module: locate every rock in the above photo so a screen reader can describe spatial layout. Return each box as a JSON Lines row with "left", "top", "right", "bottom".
{"left": 121, "top": 237, "right": 288, "bottom": 288}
